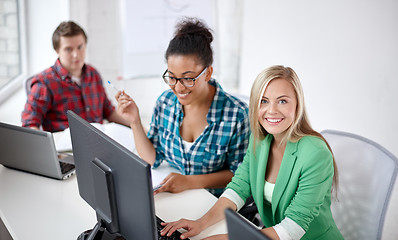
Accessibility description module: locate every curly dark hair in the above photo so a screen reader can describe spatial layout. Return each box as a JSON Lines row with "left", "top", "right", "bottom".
{"left": 165, "top": 17, "right": 213, "bottom": 67}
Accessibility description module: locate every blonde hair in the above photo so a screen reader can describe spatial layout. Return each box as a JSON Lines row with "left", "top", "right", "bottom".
{"left": 249, "top": 65, "right": 338, "bottom": 190}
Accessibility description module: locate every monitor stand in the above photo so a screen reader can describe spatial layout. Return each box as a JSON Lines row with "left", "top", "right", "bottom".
{"left": 77, "top": 221, "right": 125, "bottom": 240}
{"left": 77, "top": 158, "right": 124, "bottom": 240}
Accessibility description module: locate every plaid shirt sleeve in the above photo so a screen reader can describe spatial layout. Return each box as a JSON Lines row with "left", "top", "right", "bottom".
{"left": 21, "top": 79, "right": 52, "bottom": 129}
{"left": 103, "top": 95, "right": 115, "bottom": 119}
{"left": 224, "top": 107, "right": 250, "bottom": 172}
{"left": 147, "top": 92, "right": 169, "bottom": 167}
{"left": 88, "top": 67, "right": 115, "bottom": 119}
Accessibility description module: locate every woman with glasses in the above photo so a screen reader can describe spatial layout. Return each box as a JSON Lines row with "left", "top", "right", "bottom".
{"left": 116, "top": 17, "right": 250, "bottom": 197}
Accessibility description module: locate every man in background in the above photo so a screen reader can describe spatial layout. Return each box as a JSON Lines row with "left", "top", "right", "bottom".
{"left": 22, "top": 21, "right": 127, "bottom": 132}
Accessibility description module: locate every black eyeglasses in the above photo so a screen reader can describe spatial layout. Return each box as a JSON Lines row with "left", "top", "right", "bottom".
{"left": 162, "top": 67, "right": 207, "bottom": 88}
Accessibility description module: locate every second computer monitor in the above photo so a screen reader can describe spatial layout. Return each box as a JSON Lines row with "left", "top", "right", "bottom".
{"left": 225, "top": 208, "right": 270, "bottom": 240}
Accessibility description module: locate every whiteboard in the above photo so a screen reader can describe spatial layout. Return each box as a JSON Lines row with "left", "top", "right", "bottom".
{"left": 121, "top": 0, "right": 216, "bottom": 79}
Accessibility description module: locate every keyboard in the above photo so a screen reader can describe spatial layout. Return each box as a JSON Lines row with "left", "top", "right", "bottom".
{"left": 59, "top": 161, "right": 75, "bottom": 174}
{"left": 157, "top": 216, "right": 190, "bottom": 240}
{"left": 78, "top": 216, "right": 189, "bottom": 240}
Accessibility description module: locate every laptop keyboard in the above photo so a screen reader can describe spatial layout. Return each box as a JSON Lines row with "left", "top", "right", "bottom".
{"left": 59, "top": 161, "right": 75, "bottom": 174}
{"left": 157, "top": 216, "right": 189, "bottom": 240}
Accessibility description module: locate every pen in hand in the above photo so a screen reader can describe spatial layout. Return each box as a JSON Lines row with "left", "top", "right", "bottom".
{"left": 108, "top": 81, "right": 123, "bottom": 96}
{"left": 153, "top": 184, "right": 163, "bottom": 192}
{"left": 107, "top": 80, "right": 124, "bottom": 97}
{"left": 108, "top": 81, "right": 123, "bottom": 97}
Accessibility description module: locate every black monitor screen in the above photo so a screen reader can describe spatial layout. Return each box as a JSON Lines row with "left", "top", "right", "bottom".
{"left": 67, "top": 110, "right": 157, "bottom": 239}
{"left": 225, "top": 208, "right": 270, "bottom": 240}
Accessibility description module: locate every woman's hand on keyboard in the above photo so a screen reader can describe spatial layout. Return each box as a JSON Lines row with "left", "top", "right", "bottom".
{"left": 154, "top": 173, "right": 192, "bottom": 195}
{"left": 160, "top": 218, "right": 204, "bottom": 239}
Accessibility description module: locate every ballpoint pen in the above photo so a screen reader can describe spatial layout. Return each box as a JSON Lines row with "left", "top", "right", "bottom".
{"left": 153, "top": 184, "right": 163, "bottom": 192}
{"left": 107, "top": 80, "right": 124, "bottom": 96}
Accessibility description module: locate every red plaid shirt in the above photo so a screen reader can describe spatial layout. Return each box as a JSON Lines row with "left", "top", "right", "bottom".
{"left": 22, "top": 59, "right": 115, "bottom": 132}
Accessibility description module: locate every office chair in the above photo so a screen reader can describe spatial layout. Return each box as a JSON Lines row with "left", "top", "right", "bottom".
{"left": 321, "top": 129, "right": 398, "bottom": 240}
{"left": 232, "top": 93, "right": 250, "bottom": 105}
{"left": 24, "top": 76, "right": 34, "bottom": 95}
{"left": 230, "top": 93, "right": 263, "bottom": 226}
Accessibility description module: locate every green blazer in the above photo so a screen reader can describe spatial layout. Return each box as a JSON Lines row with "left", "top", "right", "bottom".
{"left": 227, "top": 134, "right": 343, "bottom": 239}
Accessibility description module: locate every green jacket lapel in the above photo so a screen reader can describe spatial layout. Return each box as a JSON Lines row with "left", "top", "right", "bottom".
{"left": 254, "top": 135, "right": 270, "bottom": 224}
{"left": 271, "top": 140, "right": 299, "bottom": 217}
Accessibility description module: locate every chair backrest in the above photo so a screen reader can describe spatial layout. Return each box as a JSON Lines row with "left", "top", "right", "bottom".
{"left": 24, "top": 76, "right": 34, "bottom": 95}
{"left": 232, "top": 93, "right": 250, "bottom": 105}
{"left": 321, "top": 129, "right": 398, "bottom": 240}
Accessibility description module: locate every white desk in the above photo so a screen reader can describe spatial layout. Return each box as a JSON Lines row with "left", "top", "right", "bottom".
{"left": 0, "top": 163, "right": 226, "bottom": 240}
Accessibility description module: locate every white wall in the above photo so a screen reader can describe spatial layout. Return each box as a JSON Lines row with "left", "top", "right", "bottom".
{"left": 69, "top": 0, "right": 122, "bottom": 85}
{"left": 25, "top": 0, "right": 70, "bottom": 74}
{"left": 240, "top": 0, "right": 398, "bottom": 158}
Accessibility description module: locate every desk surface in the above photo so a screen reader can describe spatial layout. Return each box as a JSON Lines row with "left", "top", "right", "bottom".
{"left": 0, "top": 163, "right": 227, "bottom": 240}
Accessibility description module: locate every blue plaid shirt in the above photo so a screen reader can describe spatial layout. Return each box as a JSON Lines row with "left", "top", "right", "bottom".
{"left": 147, "top": 79, "right": 250, "bottom": 196}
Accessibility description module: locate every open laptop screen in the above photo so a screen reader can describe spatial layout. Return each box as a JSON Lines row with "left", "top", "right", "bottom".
{"left": 0, "top": 122, "right": 74, "bottom": 180}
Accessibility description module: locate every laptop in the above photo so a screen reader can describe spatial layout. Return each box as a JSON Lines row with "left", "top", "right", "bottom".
{"left": 225, "top": 208, "right": 270, "bottom": 240}
{"left": 0, "top": 122, "right": 75, "bottom": 180}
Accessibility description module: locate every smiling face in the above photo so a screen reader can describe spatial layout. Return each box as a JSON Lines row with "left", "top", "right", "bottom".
{"left": 56, "top": 34, "right": 86, "bottom": 77}
{"left": 166, "top": 55, "right": 211, "bottom": 106}
{"left": 258, "top": 78, "right": 297, "bottom": 142}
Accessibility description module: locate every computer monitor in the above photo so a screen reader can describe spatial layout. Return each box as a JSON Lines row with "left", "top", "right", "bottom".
{"left": 225, "top": 208, "right": 270, "bottom": 240}
{"left": 67, "top": 110, "right": 157, "bottom": 239}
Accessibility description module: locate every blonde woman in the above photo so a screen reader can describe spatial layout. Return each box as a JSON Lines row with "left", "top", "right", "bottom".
{"left": 160, "top": 65, "right": 342, "bottom": 240}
